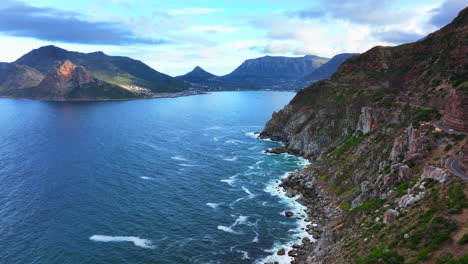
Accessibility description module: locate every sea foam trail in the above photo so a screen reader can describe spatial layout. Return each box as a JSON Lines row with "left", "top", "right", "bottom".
{"left": 217, "top": 216, "right": 248, "bottom": 235}
{"left": 89, "top": 235, "right": 155, "bottom": 249}
{"left": 223, "top": 157, "right": 238, "bottom": 161}
{"left": 140, "top": 176, "right": 154, "bottom": 180}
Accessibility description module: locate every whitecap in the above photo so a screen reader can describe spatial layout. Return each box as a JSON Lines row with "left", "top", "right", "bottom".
{"left": 225, "top": 139, "right": 245, "bottom": 144}
{"left": 140, "top": 176, "right": 154, "bottom": 180}
{"left": 206, "top": 203, "right": 220, "bottom": 209}
{"left": 237, "top": 250, "right": 250, "bottom": 260}
{"left": 220, "top": 179, "right": 235, "bottom": 186}
{"left": 217, "top": 215, "right": 248, "bottom": 235}
{"left": 205, "top": 126, "right": 222, "bottom": 130}
{"left": 171, "top": 156, "right": 188, "bottom": 161}
{"left": 223, "top": 157, "right": 238, "bottom": 161}
{"left": 244, "top": 132, "right": 260, "bottom": 139}
{"left": 89, "top": 235, "right": 155, "bottom": 249}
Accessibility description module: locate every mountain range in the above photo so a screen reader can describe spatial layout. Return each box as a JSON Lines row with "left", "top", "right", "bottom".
{"left": 177, "top": 55, "right": 340, "bottom": 90}
{"left": 0, "top": 46, "right": 357, "bottom": 100}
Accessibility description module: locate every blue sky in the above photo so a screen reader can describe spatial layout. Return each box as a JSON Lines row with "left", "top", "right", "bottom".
{"left": 0, "top": 0, "right": 466, "bottom": 76}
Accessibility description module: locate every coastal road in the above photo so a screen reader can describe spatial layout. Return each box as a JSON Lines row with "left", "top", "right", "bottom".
{"left": 446, "top": 155, "right": 468, "bottom": 181}
{"left": 433, "top": 120, "right": 468, "bottom": 136}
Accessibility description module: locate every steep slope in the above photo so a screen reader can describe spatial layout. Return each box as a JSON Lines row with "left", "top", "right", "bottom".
{"left": 0, "top": 63, "right": 43, "bottom": 92}
{"left": 261, "top": 7, "right": 467, "bottom": 264}
{"left": 176, "top": 66, "right": 217, "bottom": 83}
{"left": 8, "top": 60, "right": 138, "bottom": 100}
{"left": 15, "top": 45, "right": 190, "bottom": 93}
{"left": 293, "top": 53, "right": 359, "bottom": 89}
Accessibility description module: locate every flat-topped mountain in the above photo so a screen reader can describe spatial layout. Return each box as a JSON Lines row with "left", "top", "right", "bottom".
{"left": 292, "top": 53, "right": 359, "bottom": 89}
{"left": 176, "top": 55, "right": 330, "bottom": 90}
{"left": 176, "top": 66, "right": 217, "bottom": 83}
{"left": 15, "top": 45, "right": 189, "bottom": 93}
{"left": 225, "top": 55, "right": 328, "bottom": 80}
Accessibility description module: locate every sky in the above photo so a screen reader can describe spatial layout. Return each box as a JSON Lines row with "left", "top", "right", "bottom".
{"left": 0, "top": 0, "right": 466, "bottom": 76}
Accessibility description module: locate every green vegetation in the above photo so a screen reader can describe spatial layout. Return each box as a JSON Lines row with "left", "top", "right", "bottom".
{"left": 459, "top": 234, "right": 468, "bottom": 245}
{"left": 444, "top": 144, "right": 453, "bottom": 152}
{"left": 351, "top": 199, "right": 385, "bottom": 213}
{"left": 446, "top": 184, "right": 467, "bottom": 214}
{"left": 329, "top": 136, "right": 365, "bottom": 157}
{"left": 358, "top": 246, "right": 404, "bottom": 264}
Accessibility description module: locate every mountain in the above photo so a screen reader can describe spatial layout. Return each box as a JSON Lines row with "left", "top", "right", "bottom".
{"left": 0, "top": 63, "right": 43, "bottom": 92}
{"left": 176, "top": 66, "right": 217, "bottom": 83}
{"left": 15, "top": 45, "right": 189, "bottom": 93}
{"left": 261, "top": 7, "right": 467, "bottom": 264}
{"left": 220, "top": 55, "right": 329, "bottom": 89}
{"left": 6, "top": 60, "right": 138, "bottom": 100}
{"left": 292, "top": 53, "right": 359, "bottom": 89}
{"left": 176, "top": 55, "right": 329, "bottom": 90}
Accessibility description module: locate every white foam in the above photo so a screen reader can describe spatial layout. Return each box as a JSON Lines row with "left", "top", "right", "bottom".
{"left": 244, "top": 132, "right": 260, "bottom": 139}
{"left": 217, "top": 215, "right": 248, "bottom": 235}
{"left": 89, "top": 235, "right": 155, "bottom": 249}
{"left": 206, "top": 203, "right": 220, "bottom": 209}
{"left": 171, "top": 156, "right": 188, "bottom": 161}
{"left": 179, "top": 163, "right": 199, "bottom": 167}
{"left": 256, "top": 153, "right": 315, "bottom": 264}
{"left": 242, "top": 186, "right": 255, "bottom": 198}
{"left": 221, "top": 179, "right": 235, "bottom": 186}
{"left": 205, "top": 126, "right": 222, "bottom": 130}
{"left": 220, "top": 173, "right": 239, "bottom": 186}
{"left": 226, "top": 139, "right": 245, "bottom": 144}
{"left": 223, "top": 157, "right": 238, "bottom": 161}
{"left": 140, "top": 176, "right": 154, "bottom": 180}
{"left": 238, "top": 250, "right": 250, "bottom": 260}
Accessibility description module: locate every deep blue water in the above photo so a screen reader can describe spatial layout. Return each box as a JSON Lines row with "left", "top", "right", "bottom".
{"left": 0, "top": 92, "right": 311, "bottom": 264}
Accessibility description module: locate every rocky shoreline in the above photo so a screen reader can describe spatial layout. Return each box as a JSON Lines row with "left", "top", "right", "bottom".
{"left": 262, "top": 142, "right": 343, "bottom": 264}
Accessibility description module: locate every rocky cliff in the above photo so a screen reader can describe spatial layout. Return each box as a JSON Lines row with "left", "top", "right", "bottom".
{"left": 261, "top": 7, "right": 467, "bottom": 264}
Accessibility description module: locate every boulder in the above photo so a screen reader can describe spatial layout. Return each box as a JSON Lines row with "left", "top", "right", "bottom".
{"left": 383, "top": 209, "right": 400, "bottom": 224}
{"left": 285, "top": 211, "right": 294, "bottom": 217}
{"left": 398, "top": 192, "right": 426, "bottom": 207}
{"left": 277, "top": 248, "right": 286, "bottom": 256}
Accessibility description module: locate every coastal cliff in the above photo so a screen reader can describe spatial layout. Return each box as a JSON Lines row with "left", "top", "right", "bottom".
{"left": 261, "top": 8, "right": 467, "bottom": 264}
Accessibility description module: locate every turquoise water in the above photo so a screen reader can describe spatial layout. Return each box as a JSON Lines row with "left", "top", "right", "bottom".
{"left": 0, "top": 92, "right": 310, "bottom": 264}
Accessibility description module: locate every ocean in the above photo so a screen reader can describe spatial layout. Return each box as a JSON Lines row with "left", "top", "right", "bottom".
{"left": 0, "top": 91, "right": 312, "bottom": 264}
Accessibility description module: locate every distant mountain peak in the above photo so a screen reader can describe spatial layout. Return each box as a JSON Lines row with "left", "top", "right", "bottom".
{"left": 176, "top": 66, "right": 217, "bottom": 83}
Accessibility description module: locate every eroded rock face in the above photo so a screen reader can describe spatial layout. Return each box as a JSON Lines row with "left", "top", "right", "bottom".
{"left": 421, "top": 166, "right": 450, "bottom": 183}
{"left": 37, "top": 60, "right": 93, "bottom": 98}
{"left": 390, "top": 135, "right": 408, "bottom": 162}
{"left": 442, "top": 88, "right": 467, "bottom": 133}
{"left": 356, "top": 107, "right": 389, "bottom": 134}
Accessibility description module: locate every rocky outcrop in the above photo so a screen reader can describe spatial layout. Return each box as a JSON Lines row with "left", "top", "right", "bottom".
{"left": 356, "top": 107, "right": 389, "bottom": 134}
{"left": 421, "top": 166, "right": 450, "bottom": 183}
{"left": 442, "top": 88, "right": 467, "bottom": 133}
{"left": 37, "top": 60, "right": 93, "bottom": 98}
{"left": 383, "top": 209, "right": 400, "bottom": 224}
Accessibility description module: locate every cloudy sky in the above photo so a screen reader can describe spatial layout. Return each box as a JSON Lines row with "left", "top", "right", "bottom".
{"left": 0, "top": 0, "right": 466, "bottom": 76}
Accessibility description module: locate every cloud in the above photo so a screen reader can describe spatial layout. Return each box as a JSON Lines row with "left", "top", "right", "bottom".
{"left": 429, "top": 0, "right": 467, "bottom": 27}
{"left": 0, "top": 0, "right": 164, "bottom": 45}
{"left": 169, "top": 8, "right": 224, "bottom": 15}
{"left": 188, "top": 25, "right": 238, "bottom": 33}
{"left": 372, "top": 30, "right": 424, "bottom": 44}
{"left": 292, "top": 0, "right": 412, "bottom": 25}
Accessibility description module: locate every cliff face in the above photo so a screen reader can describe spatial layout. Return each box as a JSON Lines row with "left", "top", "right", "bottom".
{"left": 37, "top": 60, "right": 94, "bottom": 98}
{"left": 261, "top": 8, "right": 467, "bottom": 264}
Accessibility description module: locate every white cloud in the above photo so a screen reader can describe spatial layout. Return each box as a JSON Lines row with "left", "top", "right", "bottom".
{"left": 188, "top": 25, "right": 239, "bottom": 33}
{"left": 169, "top": 8, "right": 224, "bottom": 15}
